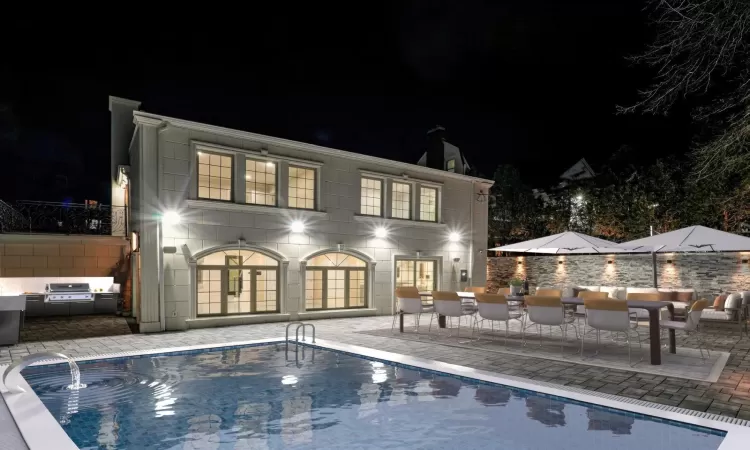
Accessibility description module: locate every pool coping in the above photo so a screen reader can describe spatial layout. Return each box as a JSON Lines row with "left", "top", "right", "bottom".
{"left": 2, "top": 336, "right": 749, "bottom": 450}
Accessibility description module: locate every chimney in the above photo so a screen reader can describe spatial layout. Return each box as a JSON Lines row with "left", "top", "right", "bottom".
{"left": 426, "top": 125, "right": 446, "bottom": 170}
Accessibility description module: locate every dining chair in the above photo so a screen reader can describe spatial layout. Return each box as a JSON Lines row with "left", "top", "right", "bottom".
{"left": 574, "top": 291, "right": 610, "bottom": 337}
{"left": 581, "top": 298, "right": 642, "bottom": 366}
{"left": 465, "top": 286, "right": 486, "bottom": 294}
{"left": 392, "top": 287, "right": 433, "bottom": 335}
{"left": 536, "top": 288, "right": 562, "bottom": 297}
{"left": 429, "top": 291, "right": 476, "bottom": 338}
{"left": 660, "top": 299, "right": 710, "bottom": 361}
{"left": 497, "top": 287, "right": 511, "bottom": 296}
{"left": 522, "top": 296, "right": 576, "bottom": 354}
{"left": 474, "top": 293, "right": 524, "bottom": 345}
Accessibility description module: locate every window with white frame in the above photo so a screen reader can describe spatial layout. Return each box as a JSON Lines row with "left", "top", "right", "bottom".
{"left": 245, "top": 159, "right": 277, "bottom": 206}
{"left": 419, "top": 186, "right": 438, "bottom": 222}
{"left": 288, "top": 166, "right": 316, "bottom": 209}
{"left": 197, "top": 151, "right": 232, "bottom": 201}
{"left": 360, "top": 177, "right": 383, "bottom": 216}
{"left": 391, "top": 182, "right": 411, "bottom": 219}
{"left": 446, "top": 159, "right": 456, "bottom": 172}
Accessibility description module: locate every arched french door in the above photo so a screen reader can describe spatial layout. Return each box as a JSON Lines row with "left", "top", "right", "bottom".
{"left": 304, "top": 252, "right": 368, "bottom": 310}
{"left": 196, "top": 249, "right": 280, "bottom": 316}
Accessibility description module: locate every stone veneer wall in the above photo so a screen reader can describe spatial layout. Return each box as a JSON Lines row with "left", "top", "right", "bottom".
{"left": 0, "top": 236, "right": 129, "bottom": 277}
{"left": 487, "top": 253, "right": 750, "bottom": 298}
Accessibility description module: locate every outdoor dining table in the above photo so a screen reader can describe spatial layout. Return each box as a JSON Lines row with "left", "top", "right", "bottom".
{"left": 408, "top": 292, "right": 676, "bottom": 366}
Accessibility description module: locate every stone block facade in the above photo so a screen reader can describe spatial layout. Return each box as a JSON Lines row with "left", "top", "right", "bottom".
{"left": 488, "top": 253, "right": 750, "bottom": 298}
{"left": 0, "top": 237, "right": 129, "bottom": 278}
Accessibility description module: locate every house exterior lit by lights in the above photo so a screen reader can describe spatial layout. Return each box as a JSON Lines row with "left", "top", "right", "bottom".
{"left": 110, "top": 96, "right": 493, "bottom": 332}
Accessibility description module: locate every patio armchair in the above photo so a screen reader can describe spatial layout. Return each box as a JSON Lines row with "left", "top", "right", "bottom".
{"left": 700, "top": 292, "right": 748, "bottom": 336}
{"left": 392, "top": 287, "right": 433, "bottom": 335}
{"left": 574, "top": 291, "right": 610, "bottom": 334}
{"left": 660, "top": 299, "right": 710, "bottom": 361}
{"left": 497, "top": 287, "right": 511, "bottom": 296}
{"left": 625, "top": 292, "right": 670, "bottom": 321}
{"left": 580, "top": 298, "right": 642, "bottom": 366}
{"left": 473, "top": 293, "right": 524, "bottom": 345}
{"left": 428, "top": 291, "right": 476, "bottom": 338}
{"left": 522, "top": 295, "right": 576, "bottom": 355}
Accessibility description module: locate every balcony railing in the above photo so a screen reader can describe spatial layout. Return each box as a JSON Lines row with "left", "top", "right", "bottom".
{"left": 0, "top": 200, "right": 126, "bottom": 236}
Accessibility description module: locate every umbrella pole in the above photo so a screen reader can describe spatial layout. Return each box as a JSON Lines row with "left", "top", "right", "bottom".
{"left": 652, "top": 252, "right": 658, "bottom": 288}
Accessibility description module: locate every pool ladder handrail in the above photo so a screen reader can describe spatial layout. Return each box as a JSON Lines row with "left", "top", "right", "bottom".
{"left": 295, "top": 323, "right": 316, "bottom": 344}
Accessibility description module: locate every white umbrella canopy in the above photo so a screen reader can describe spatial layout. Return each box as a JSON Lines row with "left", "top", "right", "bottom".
{"left": 618, "top": 225, "right": 750, "bottom": 252}
{"left": 489, "top": 231, "right": 629, "bottom": 254}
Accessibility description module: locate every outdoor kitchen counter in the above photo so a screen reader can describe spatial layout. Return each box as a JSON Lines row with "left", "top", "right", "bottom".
{"left": 0, "top": 295, "right": 25, "bottom": 346}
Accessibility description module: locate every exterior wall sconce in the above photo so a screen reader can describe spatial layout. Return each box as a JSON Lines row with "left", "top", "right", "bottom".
{"left": 558, "top": 260, "right": 563, "bottom": 265}
{"left": 742, "top": 259, "right": 748, "bottom": 264}
{"left": 607, "top": 260, "right": 613, "bottom": 264}
{"left": 517, "top": 261, "right": 523, "bottom": 265}
{"left": 667, "top": 259, "right": 673, "bottom": 264}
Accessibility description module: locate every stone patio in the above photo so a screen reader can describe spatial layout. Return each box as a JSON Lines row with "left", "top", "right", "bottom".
{"left": 1, "top": 315, "right": 749, "bottom": 419}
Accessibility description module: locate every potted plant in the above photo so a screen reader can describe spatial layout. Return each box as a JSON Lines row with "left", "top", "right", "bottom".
{"left": 509, "top": 277, "right": 524, "bottom": 295}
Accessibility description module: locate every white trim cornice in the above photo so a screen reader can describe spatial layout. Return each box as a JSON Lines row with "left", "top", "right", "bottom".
{"left": 133, "top": 115, "right": 164, "bottom": 127}
{"left": 109, "top": 96, "right": 141, "bottom": 111}
{"left": 186, "top": 199, "right": 329, "bottom": 218}
{"left": 132, "top": 110, "right": 494, "bottom": 185}
{"left": 353, "top": 214, "right": 447, "bottom": 229}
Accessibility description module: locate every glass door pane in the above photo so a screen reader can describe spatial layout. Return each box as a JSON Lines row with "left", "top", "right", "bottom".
{"left": 255, "top": 269, "right": 278, "bottom": 312}
{"left": 197, "top": 269, "right": 222, "bottom": 316}
{"left": 305, "top": 270, "right": 324, "bottom": 310}
{"left": 415, "top": 261, "right": 435, "bottom": 291}
{"left": 327, "top": 270, "right": 346, "bottom": 309}
{"left": 227, "top": 269, "right": 252, "bottom": 314}
{"left": 395, "top": 260, "right": 415, "bottom": 287}
{"left": 349, "top": 269, "right": 366, "bottom": 307}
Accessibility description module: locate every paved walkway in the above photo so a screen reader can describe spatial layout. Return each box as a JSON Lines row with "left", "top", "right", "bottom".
{"left": 2, "top": 315, "right": 749, "bottom": 419}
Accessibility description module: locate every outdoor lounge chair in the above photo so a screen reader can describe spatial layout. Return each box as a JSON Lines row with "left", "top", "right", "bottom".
{"left": 699, "top": 292, "right": 749, "bottom": 336}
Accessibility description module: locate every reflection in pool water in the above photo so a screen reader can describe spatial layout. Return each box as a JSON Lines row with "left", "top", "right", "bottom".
{"left": 23, "top": 344, "right": 724, "bottom": 449}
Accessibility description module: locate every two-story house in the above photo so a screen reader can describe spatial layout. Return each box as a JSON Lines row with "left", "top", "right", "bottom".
{"left": 110, "top": 96, "right": 493, "bottom": 332}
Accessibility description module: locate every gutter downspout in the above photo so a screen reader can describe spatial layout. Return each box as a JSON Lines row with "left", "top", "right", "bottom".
{"left": 468, "top": 182, "right": 475, "bottom": 287}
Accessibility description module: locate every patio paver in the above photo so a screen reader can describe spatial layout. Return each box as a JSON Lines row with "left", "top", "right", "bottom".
{"left": 1, "top": 315, "right": 748, "bottom": 419}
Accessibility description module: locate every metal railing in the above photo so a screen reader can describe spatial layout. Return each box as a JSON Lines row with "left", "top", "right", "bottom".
{"left": 0, "top": 200, "right": 126, "bottom": 236}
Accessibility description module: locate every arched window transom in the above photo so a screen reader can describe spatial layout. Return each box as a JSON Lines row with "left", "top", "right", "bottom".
{"left": 305, "top": 252, "right": 368, "bottom": 310}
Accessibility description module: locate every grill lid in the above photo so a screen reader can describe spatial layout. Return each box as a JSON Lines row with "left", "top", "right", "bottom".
{"left": 46, "top": 283, "right": 91, "bottom": 293}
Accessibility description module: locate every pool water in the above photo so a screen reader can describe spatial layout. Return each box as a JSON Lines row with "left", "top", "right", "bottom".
{"left": 24, "top": 344, "right": 724, "bottom": 450}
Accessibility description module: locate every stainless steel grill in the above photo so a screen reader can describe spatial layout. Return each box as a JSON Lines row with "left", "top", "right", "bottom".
{"left": 44, "top": 283, "right": 94, "bottom": 303}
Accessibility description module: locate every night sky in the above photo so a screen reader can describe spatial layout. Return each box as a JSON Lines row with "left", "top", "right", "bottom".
{"left": 0, "top": 2, "right": 693, "bottom": 204}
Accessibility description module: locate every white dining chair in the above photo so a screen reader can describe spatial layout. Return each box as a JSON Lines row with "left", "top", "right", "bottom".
{"left": 392, "top": 287, "right": 433, "bottom": 335}
{"left": 581, "top": 298, "right": 642, "bottom": 366}
{"left": 473, "top": 293, "right": 524, "bottom": 345}
{"left": 522, "top": 295, "right": 576, "bottom": 355}
{"left": 429, "top": 291, "right": 476, "bottom": 338}
{"left": 661, "top": 299, "right": 710, "bottom": 361}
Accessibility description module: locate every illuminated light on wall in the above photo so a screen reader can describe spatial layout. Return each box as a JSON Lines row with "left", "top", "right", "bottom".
{"left": 607, "top": 260, "right": 613, "bottom": 264}
{"left": 374, "top": 227, "right": 388, "bottom": 238}
{"left": 290, "top": 221, "right": 305, "bottom": 233}
{"left": 448, "top": 232, "right": 460, "bottom": 242}
{"left": 162, "top": 211, "right": 181, "bottom": 226}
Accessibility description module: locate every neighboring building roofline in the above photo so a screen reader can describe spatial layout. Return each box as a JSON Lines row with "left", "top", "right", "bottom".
{"left": 109, "top": 96, "right": 141, "bottom": 112}
{"left": 133, "top": 111, "right": 494, "bottom": 185}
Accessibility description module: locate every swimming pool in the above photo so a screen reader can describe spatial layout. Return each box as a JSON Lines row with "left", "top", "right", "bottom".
{"left": 18, "top": 341, "right": 730, "bottom": 450}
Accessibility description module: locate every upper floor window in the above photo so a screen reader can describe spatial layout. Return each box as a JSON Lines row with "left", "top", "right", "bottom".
{"left": 198, "top": 151, "right": 232, "bottom": 201}
{"left": 245, "top": 159, "right": 276, "bottom": 206}
{"left": 419, "top": 186, "right": 438, "bottom": 222}
{"left": 446, "top": 159, "right": 456, "bottom": 172}
{"left": 360, "top": 177, "right": 383, "bottom": 216}
{"left": 392, "top": 182, "right": 411, "bottom": 219}
{"left": 289, "top": 166, "right": 315, "bottom": 209}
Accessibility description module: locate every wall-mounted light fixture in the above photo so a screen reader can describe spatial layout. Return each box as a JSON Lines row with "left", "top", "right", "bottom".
{"left": 742, "top": 259, "right": 748, "bottom": 264}
{"left": 162, "top": 211, "right": 181, "bottom": 226}
{"left": 374, "top": 227, "right": 388, "bottom": 238}
{"left": 607, "top": 260, "right": 613, "bottom": 264}
{"left": 558, "top": 260, "right": 563, "bottom": 265}
{"left": 290, "top": 221, "right": 305, "bottom": 233}
{"left": 131, "top": 231, "right": 139, "bottom": 252}
{"left": 517, "top": 261, "right": 523, "bottom": 265}
{"left": 667, "top": 259, "right": 673, "bottom": 264}
{"left": 448, "top": 232, "right": 460, "bottom": 242}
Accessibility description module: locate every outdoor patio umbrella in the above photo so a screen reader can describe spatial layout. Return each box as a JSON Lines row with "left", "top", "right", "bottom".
{"left": 617, "top": 225, "right": 750, "bottom": 287}
{"left": 489, "top": 231, "right": 629, "bottom": 254}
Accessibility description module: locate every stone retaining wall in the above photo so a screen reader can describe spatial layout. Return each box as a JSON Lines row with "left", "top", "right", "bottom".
{"left": 487, "top": 253, "right": 750, "bottom": 298}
